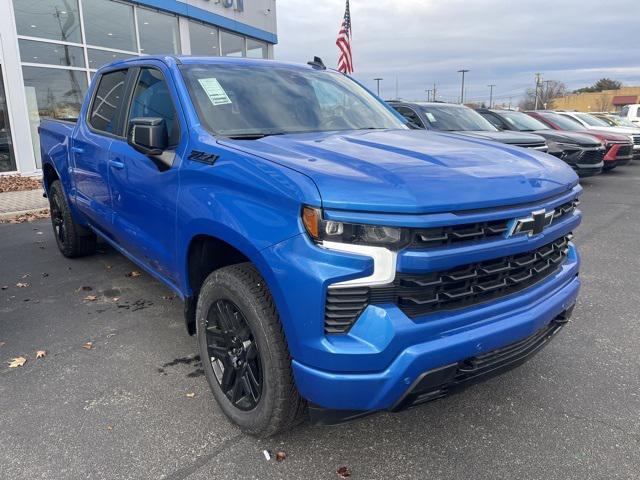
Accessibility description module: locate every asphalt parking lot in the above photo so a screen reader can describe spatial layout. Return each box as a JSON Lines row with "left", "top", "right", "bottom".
{"left": 1, "top": 164, "right": 639, "bottom": 480}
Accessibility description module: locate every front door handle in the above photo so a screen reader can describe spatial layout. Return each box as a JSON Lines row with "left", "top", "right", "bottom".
{"left": 109, "top": 159, "right": 125, "bottom": 169}
{"left": 70, "top": 146, "right": 84, "bottom": 154}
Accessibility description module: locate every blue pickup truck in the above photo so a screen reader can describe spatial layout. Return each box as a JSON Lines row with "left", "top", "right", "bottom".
{"left": 39, "top": 56, "right": 581, "bottom": 437}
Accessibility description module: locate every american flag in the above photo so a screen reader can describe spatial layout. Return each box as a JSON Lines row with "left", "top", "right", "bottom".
{"left": 336, "top": 0, "right": 353, "bottom": 74}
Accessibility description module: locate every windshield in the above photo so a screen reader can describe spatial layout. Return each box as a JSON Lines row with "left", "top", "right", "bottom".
{"left": 574, "top": 113, "right": 610, "bottom": 127}
{"left": 419, "top": 105, "right": 498, "bottom": 131}
{"left": 179, "top": 63, "right": 406, "bottom": 137}
{"left": 606, "top": 116, "right": 637, "bottom": 128}
{"left": 498, "top": 111, "right": 549, "bottom": 131}
{"left": 539, "top": 112, "right": 584, "bottom": 131}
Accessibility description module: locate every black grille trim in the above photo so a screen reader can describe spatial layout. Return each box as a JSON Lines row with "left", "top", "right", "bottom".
{"left": 324, "top": 235, "right": 571, "bottom": 334}
{"left": 410, "top": 199, "right": 578, "bottom": 248}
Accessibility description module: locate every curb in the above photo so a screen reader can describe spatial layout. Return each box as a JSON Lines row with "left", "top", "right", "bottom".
{"left": 0, "top": 208, "right": 50, "bottom": 221}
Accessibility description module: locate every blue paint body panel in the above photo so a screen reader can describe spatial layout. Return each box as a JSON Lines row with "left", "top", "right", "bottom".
{"left": 38, "top": 56, "right": 582, "bottom": 413}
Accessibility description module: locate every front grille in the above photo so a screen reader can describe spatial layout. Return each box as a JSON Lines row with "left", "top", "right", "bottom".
{"left": 411, "top": 199, "right": 578, "bottom": 248}
{"left": 573, "top": 148, "right": 604, "bottom": 165}
{"left": 633, "top": 135, "right": 640, "bottom": 146}
{"left": 618, "top": 145, "right": 633, "bottom": 158}
{"left": 324, "top": 235, "right": 571, "bottom": 333}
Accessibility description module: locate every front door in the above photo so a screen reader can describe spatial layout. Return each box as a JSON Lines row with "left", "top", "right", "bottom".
{"left": 72, "top": 68, "right": 129, "bottom": 234}
{"left": 108, "top": 65, "right": 185, "bottom": 284}
{"left": 0, "top": 65, "right": 16, "bottom": 172}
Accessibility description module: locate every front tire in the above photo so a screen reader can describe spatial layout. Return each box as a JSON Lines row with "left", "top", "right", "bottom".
{"left": 196, "top": 263, "right": 305, "bottom": 437}
{"left": 48, "top": 180, "right": 96, "bottom": 258}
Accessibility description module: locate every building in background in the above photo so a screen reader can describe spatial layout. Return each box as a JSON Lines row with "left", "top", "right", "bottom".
{"left": 551, "top": 86, "right": 640, "bottom": 113}
{"left": 0, "top": 0, "right": 277, "bottom": 174}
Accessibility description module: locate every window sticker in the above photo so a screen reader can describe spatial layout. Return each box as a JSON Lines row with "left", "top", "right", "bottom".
{"left": 425, "top": 112, "right": 436, "bottom": 122}
{"left": 198, "top": 78, "right": 232, "bottom": 106}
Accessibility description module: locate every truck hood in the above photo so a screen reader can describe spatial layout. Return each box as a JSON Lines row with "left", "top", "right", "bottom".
{"left": 452, "top": 130, "right": 545, "bottom": 145}
{"left": 219, "top": 129, "right": 578, "bottom": 214}
{"left": 529, "top": 130, "right": 602, "bottom": 147}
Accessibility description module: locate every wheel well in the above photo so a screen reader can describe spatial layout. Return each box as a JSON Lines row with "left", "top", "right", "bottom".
{"left": 42, "top": 164, "right": 59, "bottom": 193}
{"left": 184, "top": 235, "right": 250, "bottom": 335}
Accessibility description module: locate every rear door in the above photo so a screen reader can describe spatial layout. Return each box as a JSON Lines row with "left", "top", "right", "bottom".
{"left": 72, "top": 68, "right": 130, "bottom": 234}
{"left": 107, "top": 63, "right": 186, "bottom": 284}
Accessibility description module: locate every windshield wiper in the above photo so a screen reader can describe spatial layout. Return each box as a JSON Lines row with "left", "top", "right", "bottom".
{"left": 223, "top": 132, "right": 286, "bottom": 140}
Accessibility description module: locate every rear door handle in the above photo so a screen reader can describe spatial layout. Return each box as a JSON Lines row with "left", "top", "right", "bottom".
{"left": 70, "top": 146, "right": 84, "bottom": 154}
{"left": 109, "top": 159, "right": 125, "bottom": 169}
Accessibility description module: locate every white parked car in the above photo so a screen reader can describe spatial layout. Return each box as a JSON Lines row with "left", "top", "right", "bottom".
{"left": 556, "top": 111, "right": 640, "bottom": 158}
{"left": 618, "top": 104, "right": 640, "bottom": 127}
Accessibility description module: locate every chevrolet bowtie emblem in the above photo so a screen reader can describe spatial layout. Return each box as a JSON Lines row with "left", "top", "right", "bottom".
{"left": 508, "top": 209, "right": 554, "bottom": 237}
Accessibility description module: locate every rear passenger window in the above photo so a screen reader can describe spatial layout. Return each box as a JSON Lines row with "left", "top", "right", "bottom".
{"left": 89, "top": 69, "right": 127, "bottom": 134}
{"left": 129, "top": 68, "right": 180, "bottom": 147}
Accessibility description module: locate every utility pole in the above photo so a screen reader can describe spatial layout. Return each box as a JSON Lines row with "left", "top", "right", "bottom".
{"left": 432, "top": 83, "right": 437, "bottom": 102}
{"left": 395, "top": 75, "right": 399, "bottom": 100}
{"left": 425, "top": 89, "right": 432, "bottom": 102}
{"left": 508, "top": 97, "right": 512, "bottom": 110}
{"left": 373, "top": 78, "right": 383, "bottom": 97}
{"left": 457, "top": 69, "right": 469, "bottom": 104}
{"left": 487, "top": 84, "right": 496, "bottom": 108}
{"left": 534, "top": 73, "right": 542, "bottom": 110}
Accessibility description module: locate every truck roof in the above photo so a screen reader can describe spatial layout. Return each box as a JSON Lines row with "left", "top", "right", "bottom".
{"left": 98, "top": 55, "right": 322, "bottom": 72}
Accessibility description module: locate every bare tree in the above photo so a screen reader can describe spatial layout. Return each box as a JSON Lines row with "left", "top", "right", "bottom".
{"left": 595, "top": 95, "right": 613, "bottom": 112}
{"left": 519, "top": 80, "right": 566, "bottom": 110}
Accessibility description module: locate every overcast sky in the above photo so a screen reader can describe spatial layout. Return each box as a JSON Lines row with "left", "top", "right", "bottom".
{"left": 275, "top": 0, "right": 639, "bottom": 104}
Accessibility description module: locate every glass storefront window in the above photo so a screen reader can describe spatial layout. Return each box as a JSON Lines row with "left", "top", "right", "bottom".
{"left": 0, "top": 68, "right": 17, "bottom": 172}
{"left": 189, "top": 21, "right": 219, "bottom": 56}
{"left": 19, "top": 39, "right": 85, "bottom": 68}
{"left": 82, "top": 0, "right": 137, "bottom": 52}
{"left": 221, "top": 31, "right": 245, "bottom": 57}
{"left": 137, "top": 8, "right": 181, "bottom": 55}
{"left": 13, "top": 0, "right": 82, "bottom": 43}
{"left": 22, "top": 66, "right": 88, "bottom": 121}
{"left": 246, "top": 39, "right": 268, "bottom": 59}
{"left": 88, "top": 49, "right": 135, "bottom": 70}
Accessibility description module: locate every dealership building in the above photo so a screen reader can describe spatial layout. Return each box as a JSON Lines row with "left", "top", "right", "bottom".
{"left": 0, "top": 0, "right": 277, "bottom": 174}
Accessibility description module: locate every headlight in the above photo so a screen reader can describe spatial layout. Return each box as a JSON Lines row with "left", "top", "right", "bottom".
{"left": 546, "top": 139, "right": 580, "bottom": 154}
{"left": 302, "top": 207, "right": 406, "bottom": 249}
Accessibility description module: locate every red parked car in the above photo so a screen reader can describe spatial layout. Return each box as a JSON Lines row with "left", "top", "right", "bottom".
{"left": 526, "top": 111, "right": 633, "bottom": 171}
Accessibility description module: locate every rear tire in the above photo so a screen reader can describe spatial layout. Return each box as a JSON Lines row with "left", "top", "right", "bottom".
{"left": 48, "top": 180, "right": 96, "bottom": 258}
{"left": 196, "top": 263, "right": 305, "bottom": 437}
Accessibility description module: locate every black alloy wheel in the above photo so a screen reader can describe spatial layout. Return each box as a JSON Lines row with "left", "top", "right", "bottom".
{"left": 205, "top": 299, "right": 263, "bottom": 411}
{"left": 50, "top": 191, "right": 66, "bottom": 246}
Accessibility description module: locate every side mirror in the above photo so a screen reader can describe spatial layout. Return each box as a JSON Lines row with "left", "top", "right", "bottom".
{"left": 128, "top": 117, "right": 167, "bottom": 156}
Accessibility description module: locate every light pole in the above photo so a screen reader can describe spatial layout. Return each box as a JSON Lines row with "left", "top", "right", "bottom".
{"left": 373, "top": 78, "right": 383, "bottom": 97}
{"left": 488, "top": 84, "right": 496, "bottom": 108}
{"left": 458, "top": 69, "right": 469, "bottom": 104}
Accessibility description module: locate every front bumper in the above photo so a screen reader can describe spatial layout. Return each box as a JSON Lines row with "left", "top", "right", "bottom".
{"left": 292, "top": 249, "right": 579, "bottom": 411}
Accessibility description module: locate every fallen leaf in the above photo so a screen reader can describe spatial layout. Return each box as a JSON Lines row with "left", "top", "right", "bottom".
{"left": 35, "top": 350, "right": 46, "bottom": 359}
{"left": 126, "top": 271, "right": 141, "bottom": 278}
{"left": 106, "top": 265, "right": 112, "bottom": 270}
{"left": 0, "top": 341, "right": 6, "bottom": 348}
{"left": 0, "top": 209, "right": 50, "bottom": 224}
{"left": 16, "top": 282, "right": 29, "bottom": 288}
{"left": 337, "top": 466, "right": 351, "bottom": 478}
{"left": 275, "top": 451, "right": 286, "bottom": 462}
{"left": 185, "top": 392, "right": 196, "bottom": 399}
{"left": 8, "top": 356, "right": 27, "bottom": 368}
{"left": 78, "top": 286, "right": 93, "bottom": 292}
{"left": 82, "top": 342, "right": 94, "bottom": 350}
{"left": 106, "top": 425, "right": 113, "bottom": 431}
{"left": 0, "top": 174, "right": 42, "bottom": 193}
{"left": 84, "top": 295, "right": 98, "bottom": 302}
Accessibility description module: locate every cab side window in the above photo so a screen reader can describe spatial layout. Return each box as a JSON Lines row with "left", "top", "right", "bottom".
{"left": 394, "top": 106, "right": 425, "bottom": 129}
{"left": 129, "top": 68, "right": 180, "bottom": 147}
{"left": 89, "top": 69, "right": 128, "bottom": 134}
